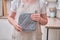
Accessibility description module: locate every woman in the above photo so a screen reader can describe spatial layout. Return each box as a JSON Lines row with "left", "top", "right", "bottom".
{"left": 8, "top": 0, "right": 48, "bottom": 40}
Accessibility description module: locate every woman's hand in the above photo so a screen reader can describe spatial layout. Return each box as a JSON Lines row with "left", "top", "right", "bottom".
{"left": 31, "top": 13, "right": 48, "bottom": 25}
{"left": 31, "top": 13, "right": 40, "bottom": 22}
{"left": 14, "top": 23, "right": 22, "bottom": 32}
{"left": 8, "top": 11, "right": 22, "bottom": 32}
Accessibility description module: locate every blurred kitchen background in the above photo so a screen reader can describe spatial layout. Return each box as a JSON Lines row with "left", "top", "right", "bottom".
{"left": 0, "top": 0, "right": 60, "bottom": 40}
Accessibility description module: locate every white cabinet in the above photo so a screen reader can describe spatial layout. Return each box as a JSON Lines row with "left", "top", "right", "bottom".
{"left": 48, "top": 29, "right": 60, "bottom": 40}
{"left": 56, "top": 9, "right": 60, "bottom": 18}
{"left": 56, "top": 0, "right": 60, "bottom": 19}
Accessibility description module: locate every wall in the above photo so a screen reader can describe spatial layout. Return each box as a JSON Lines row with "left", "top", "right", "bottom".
{"left": 0, "top": 0, "right": 3, "bottom": 16}
{"left": 7, "top": 0, "right": 11, "bottom": 14}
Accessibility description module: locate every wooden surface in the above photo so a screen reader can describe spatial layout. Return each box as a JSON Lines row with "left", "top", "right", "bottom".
{"left": 45, "top": 18, "right": 60, "bottom": 29}
{"left": 3, "top": 0, "right": 7, "bottom": 16}
{"left": 0, "top": 16, "right": 7, "bottom": 19}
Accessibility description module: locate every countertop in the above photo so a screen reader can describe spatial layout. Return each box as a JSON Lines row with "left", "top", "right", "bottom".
{"left": 45, "top": 17, "right": 60, "bottom": 29}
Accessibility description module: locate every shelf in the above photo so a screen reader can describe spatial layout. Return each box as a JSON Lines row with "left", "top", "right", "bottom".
{"left": 0, "top": 16, "right": 8, "bottom": 19}
{"left": 46, "top": 0, "right": 57, "bottom": 2}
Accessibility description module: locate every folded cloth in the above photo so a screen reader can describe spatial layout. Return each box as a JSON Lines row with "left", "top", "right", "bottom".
{"left": 18, "top": 13, "right": 37, "bottom": 32}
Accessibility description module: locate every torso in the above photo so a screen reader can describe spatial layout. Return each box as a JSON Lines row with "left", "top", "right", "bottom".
{"left": 17, "top": 1, "right": 39, "bottom": 13}
{"left": 15, "top": 0, "right": 40, "bottom": 23}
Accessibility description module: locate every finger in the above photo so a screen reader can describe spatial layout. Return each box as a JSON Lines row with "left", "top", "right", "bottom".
{"left": 15, "top": 27, "right": 20, "bottom": 31}
{"left": 33, "top": 16, "right": 40, "bottom": 19}
{"left": 34, "top": 17, "right": 40, "bottom": 21}
{"left": 33, "top": 14, "right": 40, "bottom": 16}
{"left": 16, "top": 28, "right": 22, "bottom": 32}
{"left": 16, "top": 25, "right": 22, "bottom": 31}
{"left": 36, "top": 18, "right": 40, "bottom": 21}
{"left": 17, "top": 27, "right": 22, "bottom": 31}
{"left": 17, "top": 25, "right": 22, "bottom": 29}
{"left": 17, "top": 27, "right": 22, "bottom": 32}
{"left": 32, "top": 14, "right": 40, "bottom": 18}
{"left": 16, "top": 29, "right": 20, "bottom": 32}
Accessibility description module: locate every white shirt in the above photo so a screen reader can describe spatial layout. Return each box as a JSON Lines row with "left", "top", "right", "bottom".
{"left": 10, "top": 0, "right": 47, "bottom": 23}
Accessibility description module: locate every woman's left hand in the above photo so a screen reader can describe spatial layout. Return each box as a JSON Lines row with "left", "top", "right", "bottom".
{"left": 30, "top": 13, "right": 41, "bottom": 22}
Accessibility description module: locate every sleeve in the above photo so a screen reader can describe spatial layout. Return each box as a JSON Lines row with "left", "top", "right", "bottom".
{"left": 39, "top": 0, "right": 47, "bottom": 14}
{"left": 10, "top": 0, "right": 20, "bottom": 12}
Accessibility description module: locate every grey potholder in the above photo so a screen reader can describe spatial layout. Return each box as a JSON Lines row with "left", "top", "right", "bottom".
{"left": 18, "top": 13, "right": 37, "bottom": 31}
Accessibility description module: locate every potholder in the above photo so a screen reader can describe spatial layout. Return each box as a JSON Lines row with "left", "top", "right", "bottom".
{"left": 18, "top": 13, "right": 37, "bottom": 32}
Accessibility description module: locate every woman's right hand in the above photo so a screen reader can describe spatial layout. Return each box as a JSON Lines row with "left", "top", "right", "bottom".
{"left": 8, "top": 11, "right": 22, "bottom": 32}
{"left": 14, "top": 24, "right": 22, "bottom": 32}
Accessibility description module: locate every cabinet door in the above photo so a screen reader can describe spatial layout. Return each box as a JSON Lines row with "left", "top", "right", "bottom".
{"left": 56, "top": 10, "right": 60, "bottom": 19}
{"left": 0, "top": 0, "right": 3, "bottom": 16}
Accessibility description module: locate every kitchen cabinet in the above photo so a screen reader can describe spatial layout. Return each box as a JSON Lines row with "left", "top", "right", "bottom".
{"left": 56, "top": 9, "right": 60, "bottom": 19}
{"left": 45, "top": 18, "right": 60, "bottom": 40}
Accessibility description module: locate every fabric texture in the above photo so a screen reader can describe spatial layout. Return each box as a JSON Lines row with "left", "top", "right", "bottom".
{"left": 18, "top": 13, "right": 37, "bottom": 31}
